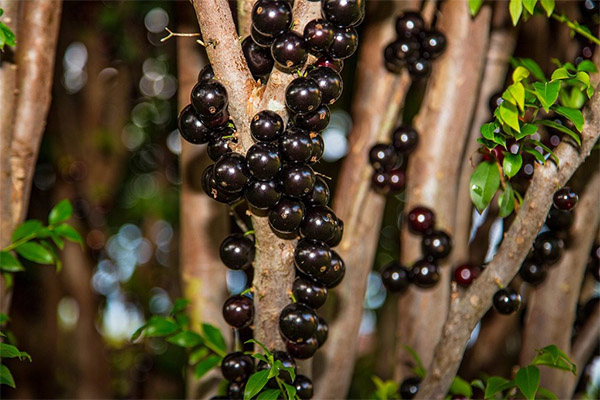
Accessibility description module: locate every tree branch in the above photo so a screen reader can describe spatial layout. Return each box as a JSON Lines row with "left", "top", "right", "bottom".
{"left": 572, "top": 302, "right": 600, "bottom": 390}
{"left": 395, "top": 0, "right": 491, "bottom": 381}
{"left": 418, "top": 85, "right": 600, "bottom": 399}
{"left": 519, "top": 166, "right": 600, "bottom": 398}
{"left": 313, "top": 1, "right": 418, "bottom": 396}
{"left": 237, "top": 0, "right": 254, "bottom": 38}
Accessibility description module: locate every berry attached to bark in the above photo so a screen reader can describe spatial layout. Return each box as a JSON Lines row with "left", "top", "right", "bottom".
{"left": 400, "top": 377, "right": 421, "bottom": 399}
{"left": 420, "top": 30, "right": 447, "bottom": 59}
{"left": 280, "top": 128, "right": 314, "bottom": 163}
{"left": 454, "top": 264, "right": 479, "bottom": 287}
{"left": 285, "top": 77, "right": 323, "bottom": 115}
{"left": 392, "top": 125, "right": 419, "bottom": 154}
{"left": 329, "top": 26, "right": 359, "bottom": 59}
{"left": 279, "top": 302, "right": 318, "bottom": 343}
{"left": 519, "top": 259, "right": 547, "bottom": 286}
{"left": 293, "top": 276, "right": 328, "bottom": 309}
{"left": 492, "top": 288, "right": 521, "bottom": 315}
{"left": 269, "top": 197, "right": 305, "bottom": 234}
{"left": 219, "top": 233, "right": 255, "bottom": 270}
{"left": 214, "top": 153, "right": 249, "bottom": 193}
{"left": 369, "top": 143, "right": 399, "bottom": 171}
{"left": 304, "top": 19, "right": 334, "bottom": 54}
{"left": 318, "top": 250, "right": 345, "bottom": 288}
{"left": 222, "top": 295, "right": 254, "bottom": 328}
{"left": 395, "top": 12, "right": 424, "bottom": 38}
{"left": 553, "top": 187, "right": 579, "bottom": 210}
{"left": 409, "top": 259, "right": 440, "bottom": 289}
{"left": 407, "top": 206, "right": 436, "bottom": 234}
{"left": 251, "top": 0, "right": 292, "bottom": 37}
{"left": 294, "top": 375, "right": 314, "bottom": 400}
{"left": 285, "top": 336, "right": 319, "bottom": 359}
{"left": 178, "top": 104, "right": 214, "bottom": 144}
{"left": 242, "top": 36, "right": 274, "bottom": 80}
{"left": 315, "top": 316, "right": 329, "bottom": 347}
{"left": 307, "top": 66, "right": 343, "bottom": 105}
{"left": 251, "top": 110, "right": 284, "bottom": 142}
{"left": 303, "top": 176, "right": 330, "bottom": 206}
{"left": 281, "top": 164, "right": 316, "bottom": 198}
{"left": 381, "top": 261, "right": 410, "bottom": 293}
{"left": 245, "top": 179, "right": 281, "bottom": 210}
{"left": 190, "top": 78, "right": 228, "bottom": 119}
{"left": 221, "top": 352, "right": 254, "bottom": 382}
{"left": 294, "top": 239, "right": 332, "bottom": 277}
{"left": 246, "top": 142, "right": 281, "bottom": 181}
{"left": 321, "top": 0, "right": 365, "bottom": 28}
{"left": 533, "top": 231, "right": 564, "bottom": 265}
{"left": 300, "top": 205, "right": 337, "bottom": 243}
{"left": 421, "top": 230, "right": 453, "bottom": 259}
{"left": 272, "top": 32, "right": 308, "bottom": 71}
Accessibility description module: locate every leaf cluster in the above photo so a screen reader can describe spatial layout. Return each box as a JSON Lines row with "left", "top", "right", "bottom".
{"left": 0, "top": 8, "right": 16, "bottom": 51}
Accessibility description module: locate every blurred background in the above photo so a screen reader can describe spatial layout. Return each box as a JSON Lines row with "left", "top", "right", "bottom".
{"left": 2, "top": 1, "right": 598, "bottom": 399}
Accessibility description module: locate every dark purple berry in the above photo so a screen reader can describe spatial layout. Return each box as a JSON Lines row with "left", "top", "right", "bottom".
{"left": 281, "top": 164, "right": 316, "bottom": 198}
{"left": 280, "top": 128, "right": 314, "bottom": 163}
{"left": 227, "top": 381, "right": 244, "bottom": 400}
{"left": 314, "top": 55, "right": 344, "bottom": 72}
{"left": 221, "top": 352, "right": 254, "bottom": 382}
{"left": 202, "top": 165, "right": 243, "bottom": 204}
{"left": 310, "top": 132, "right": 325, "bottom": 163}
{"left": 493, "top": 288, "right": 521, "bottom": 315}
{"left": 242, "top": 36, "right": 274, "bottom": 80}
{"left": 293, "top": 276, "right": 328, "bottom": 309}
{"left": 223, "top": 295, "right": 254, "bottom": 328}
{"left": 285, "top": 77, "right": 322, "bottom": 115}
{"left": 286, "top": 336, "right": 318, "bottom": 359}
{"left": 409, "top": 259, "right": 440, "bottom": 289}
{"left": 519, "top": 259, "right": 547, "bottom": 285}
{"left": 198, "top": 64, "right": 214, "bottom": 81}
{"left": 245, "top": 180, "right": 282, "bottom": 210}
{"left": 326, "top": 218, "right": 344, "bottom": 247}
{"left": 293, "top": 105, "right": 331, "bottom": 132}
{"left": 304, "top": 19, "right": 335, "bottom": 53}
{"left": 454, "top": 264, "right": 479, "bottom": 287}
{"left": 207, "top": 136, "right": 233, "bottom": 161}
{"left": 318, "top": 250, "right": 345, "bottom": 288}
{"left": 400, "top": 377, "right": 421, "bottom": 399}
{"left": 407, "top": 58, "right": 431, "bottom": 79}
{"left": 388, "top": 168, "right": 405, "bottom": 193}
{"left": 294, "top": 239, "right": 332, "bottom": 277}
{"left": 395, "top": 12, "right": 424, "bottom": 38}
{"left": 251, "top": 25, "right": 275, "bottom": 48}
{"left": 381, "top": 261, "right": 410, "bottom": 293}
{"left": 420, "top": 30, "right": 447, "bottom": 59}
{"left": 369, "top": 143, "right": 398, "bottom": 171}
{"left": 251, "top": 110, "right": 284, "bottom": 142}
{"left": 321, "top": 0, "right": 365, "bottom": 28}
{"left": 329, "top": 26, "right": 358, "bottom": 59}
{"left": 294, "top": 375, "right": 314, "bottom": 400}
{"left": 279, "top": 302, "right": 318, "bottom": 343}
{"left": 272, "top": 32, "right": 308, "bottom": 71}
{"left": 246, "top": 143, "right": 281, "bottom": 180}
{"left": 546, "top": 207, "right": 574, "bottom": 232}
{"left": 178, "top": 105, "right": 214, "bottom": 144}
{"left": 422, "top": 230, "right": 453, "bottom": 259}
{"left": 533, "top": 231, "right": 564, "bottom": 265}
{"left": 392, "top": 125, "right": 419, "bottom": 154}
{"left": 371, "top": 171, "right": 389, "bottom": 194}
{"left": 202, "top": 108, "right": 231, "bottom": 129}
{"left": 190, "top": 78, "right": 228, "bottom": 118}
{"left": 315, "top": 317, "right": 328, "bottom": 347}
{"left": 269, "top": 197, "right": 305, "bottom": 234}
{"left": 300, "top": 205, "right": 337, "bottom": 242}
{"left": 251, "top": 0, "right": 292, "bottom": 37}
{"left": 553, "top": 187, "right": 579, "bottom": 210}
{"left": 220, "top": 233, "right": 255, "bottom": 270}
{"left": 407, "top": 206, "right": 436, "bottom": 234}
{"left": 383, "top": 38, "right": 420, "bottom": 73}
{"left": 303, "top": 176, "right": 330, "bottom": 206}
{"left": 257, "top": 351, "right": 296, "bottom": 385}
{"left": 307, "top": 67, "right": 343, "bottom": 105}
{"left": 214, "top": 152, "right": 249, "bottom": 192}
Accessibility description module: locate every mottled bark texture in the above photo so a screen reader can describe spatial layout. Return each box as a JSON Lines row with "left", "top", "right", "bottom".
{"left": 395, "top": 0, "right": 491, "bottom": 381}
{"left": 418, "top": 85, "right": 600, "bottom": 399}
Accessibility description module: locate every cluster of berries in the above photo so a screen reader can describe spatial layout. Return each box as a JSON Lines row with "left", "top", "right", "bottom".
{"left": 383, "top": 11, "right": 447, "bottom": 78}
{"left": 381, "top": 206, "right": 453, "bottom": 293}
{"left": 369, "top": 125, "right": 419, "bottom": 194}
{"left": 179, "top": 1, "right": 367, "bottom": 398}
{"left": 242, "top": 0, "right": 363, "bottom": 82}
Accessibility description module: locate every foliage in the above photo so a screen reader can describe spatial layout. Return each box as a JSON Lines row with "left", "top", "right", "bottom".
{"left": 372, "top": 345, "right": 576, "bottom": 399}
{"left": 0, "top": 313, "right": 31, "bottom": 388}
{"left": 0, "top": 8, "right": 16, "bottom": 51}
{"left": 242, "top": 340, "right": 298, "bottom": 400}
{"left": 469, "top": 59, "right": 596, "bottom": 215}
{"left": 131, "top": 298, "right": 228, "bottom": 380}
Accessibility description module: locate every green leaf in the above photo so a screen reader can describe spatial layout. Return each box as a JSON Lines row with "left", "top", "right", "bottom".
{"left": 507, "top": 82, "right": 525, "bottom": 111}
{"left": 283, "top": 383, "right": 297, "bottom": 400}
{"left": 481, "top": 122, "right": 498, "bottom": 141}
{"left": 515, "top": 366, "right": 540, "bottom": 400}
{"left": 471, "top": 379, "right": 485, "bottom": 390}
{"left": 171, "top": 298, "right": 190, "bottom": 314}
{"left": 524, "top": 148, "right": 545, "bottom": 163}
{"left": 540, "top": 0, "right": 555, "bottom": 16}
{"left": 468, "top": 0, "right": 484, "bottom": 16}
{"left": 189, "top": 347, "right": 210, "bottom": 365}
{"left": 193, "top": 355, "right": 222, "bottom": 379}
{"left": 512, "top": 66, "right": 530, "bottom": 83}
{"left": 0, "top": 343, "right": 30, "bottom": 361}
{"left": 0, "top": 251, "right": 23, "bottom": 272}
{"left": 533, "top": 81, "right": 561, "bottom": 112}
{"left": 48, "top": 232, "right": 64, "bottom": 250}
{"left": 0, "top": 22, "right": 16, "bottom": 50}
{"left": 522, "top": 0, "right": 537, "bottom": 14}
{"left": 577, "top": 60, "right": 598, "bottom": 73}
{"left": 575, "top": 71, "right": 590, "bottom": 89}
{"left": 15, "top": 242, "right": 54, "bottom": 265}
{"left": 268, "top": 363, "right": 279, "bottom": 380}
{"left": 531, "top": 345, "right": 577, "bottom": 375}
{"left": 245, "top": 339, "right": 272, "bottom": 357}
{"left": 484, "top": 376, "right": 514, "bottom": 399}
{"left": 550, "top": 67, "right": 572, "bottom": 81}
{"left": 515, "top": 123, "right": 538, "bottom": 140}
{"left": 509, "top": 0, "right": 523, "bottom": 25}
{"left": 257, "top": 389, "right": 281, "bottom": 400}
{"left": 276, "top": 360, "right": 296, "bottom": 383}
{"left": 499, "top": 102, "right": 521, "bottom": 132}
{"left": 244, "top": 370, "right": 271, "bottom": 400}
{"left": 498, "top": 184, "right": 515, "bottom": 218}
{"left": 536, "top": 387, "right": 559, "bottom": 400}
{"left": 202, "top": 323, "right": 227, "bottom": 354}
{"left": 551, "top": 105, "right": 584, "bottom": 132}
{"left": 0, "top": 364, "right": 15, "bottom": 388}
{"left": 250, "top": 353, "right": 269, "bottom": 364}
{"left": 54, "top": 224, "right": 83, "bottom": 246}
{"left": 512, "top": 58, "right": 546, "bottom": 81}
{"left": 503, "top": 153, "right": 522, "bottom": 178}
{"left": 175, "top": 313, "right": 190, "bottom": 328}
{"left": 449, "top": 376, "right": 473, "bottom": 398}
{"left": 11, "top": 220, "right": 43, "bottom": 242}
{"left": 48, "top": 199, "right": 73, "bottom": 225}
{"left": 403, "top": 345, "right": 426, "bottom": 379}
{"left": 470, "top": 161, "right": 501, "bottom": 212}
{"left": 166, "top": 330, "right": 203, "bottom": 348}
{"left": 144, "top": 316, "right": 179, "bottom": 337}
{"left": 537, "top": 119, "right": 581, "bottom": 146}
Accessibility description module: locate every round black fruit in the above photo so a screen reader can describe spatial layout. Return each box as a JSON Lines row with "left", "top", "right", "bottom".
{"left": 392, "top": 125, "right": 419, "bottom": 154}
{"left": 220, "top": 234, "right": 255, "bottom": 270}
{"left": 245, "top": 180, "right": 281, "bottom": 210}
{"left": 293, "top": 105, "right": 331, "bottom": 132}
{"left": 280, "top": 128, "right": 314, "bottom": 163}
{"left": 315, "top": 316, "right": 328, "bottom": 347}
{"left": 369, "top": 143, "right": 398, "bottom": 171}
{"left": 293, "top": 276, "right": 328, "bottom": 309}
{"left": 281, "top": 164, "right": 316, "bottom": 198}
{"left": 307, "top": 66, "right": 343, "bottom": 105}
{"left": 384, "top": 38, "right": 420, "bottom": 71}
{"left": 246, "top": 143, "right": 281, "bottom": 181}
{"left": 395, "top": 12, "right": 425, "bottom": 38}
{"left": 285, "top": 77, "right": 322, "bottom": 115}
{"left": 545, "top": 207, "right": 574, "bottom": 232}
{"left": 251, "top": 25, "right": 274, "bottom": 48}
{"left": 519, "top": 259, "right": 547, "bottom": 286}
{"left": 257, "top": 351, "right": 296, "bottom": 385}
{"left": 279, "top": 302, "right": 318, "bottom": 343}
{"left": 388, "top": 168, "right": 405, "bottom": 193}
{"left": 198, "top": 65, "right": 214, "bottom": 81}
{"left": 553, "top": 187, "right": 579, "bottom": 210}
{"left": 310, "top": 133, "right": 325, "bottom": 163}
{"left": 326, "top": 218, "right": 344, "bottom": 247}
{"left": 269, "top": 197, "right": 305, "bottom": 234}
{"left": 400, "top": 377, "right": 421, "bottom": 399}
{"left": 304, "top": 19, "right": 334, "bottom": 53}
{"left": 303, "top": 176, "right": 330, "bottom": 206}
{"left": 227, "top": 381, "right": 244, "bottom": 400}
{"left": 533, "top": 231, "right": 564, "bottom": 265}
{"left": 300, "top": 205, "right": 337, "bottom": 243}
{"left": 321, "top": 0, "right": 365, "bottom": 28}
{"left": 178, "top": 104, "right": 214, "bottom": 144}
{"left": 492, "top": 288, "right": 521, "bottom": 315}
{"left": 202, "top": 165, "right": 243, "bottom": 204}
{"left": 242, "top": 36, "right": 274, "bottom": 80}
{"left": 381, "top": 261, "right": 410, "bottom": 293}
{"left": 409, "top": 259, "right": 440, "bottom": 289}
{"left": 294, "top": 239, "right": 333, "bottom": 277}
{"left": 421, "top": 230, "right": 453, "bottom": 259}
{"left": 318, "top": 250, "right": 345, "bottom": 288}
{"left": 420, "top": 30, "right": 447, "bottom": 59}
{"left": 294, "top": 375, "right": 314, "bottom": 400}
{"left": 407, "top": 58, "right": 431, "bottom": 78}
{"left": 272, "top": 32, "right": 308, "bottom": 71}
{"left": 207, "top": 136, "right": 232, "bottom": 161}
{"left": 251, "top": 110, "right": 284, "bottom": 142}
{"left": 214, "top": 153, "right": 249, "bottom": 192}
{"left": 371, "top": 171, "right": 389, "bottom": 194}
{"left": 407, "top": 206, "right": 436, "bottom": 234}
{"left": 329, "top": 26, "right": 358, "bottom": 59}
{"left": 222, "top": 295, "right": 254, "bottom": 328}
{"left": 221, "top": 352, "right": 254, "bottom": 382}
{"left": 190, "top": 78, "right": 228, "bottom": 118}
{"left": 286, "top": 336, "right": 319, "bottom": 359}
{"left": 314, "top": 54, "right": 344, "bottom": 72}
{"left": 251, "top": 0, "right": 292, "bottom": 37}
